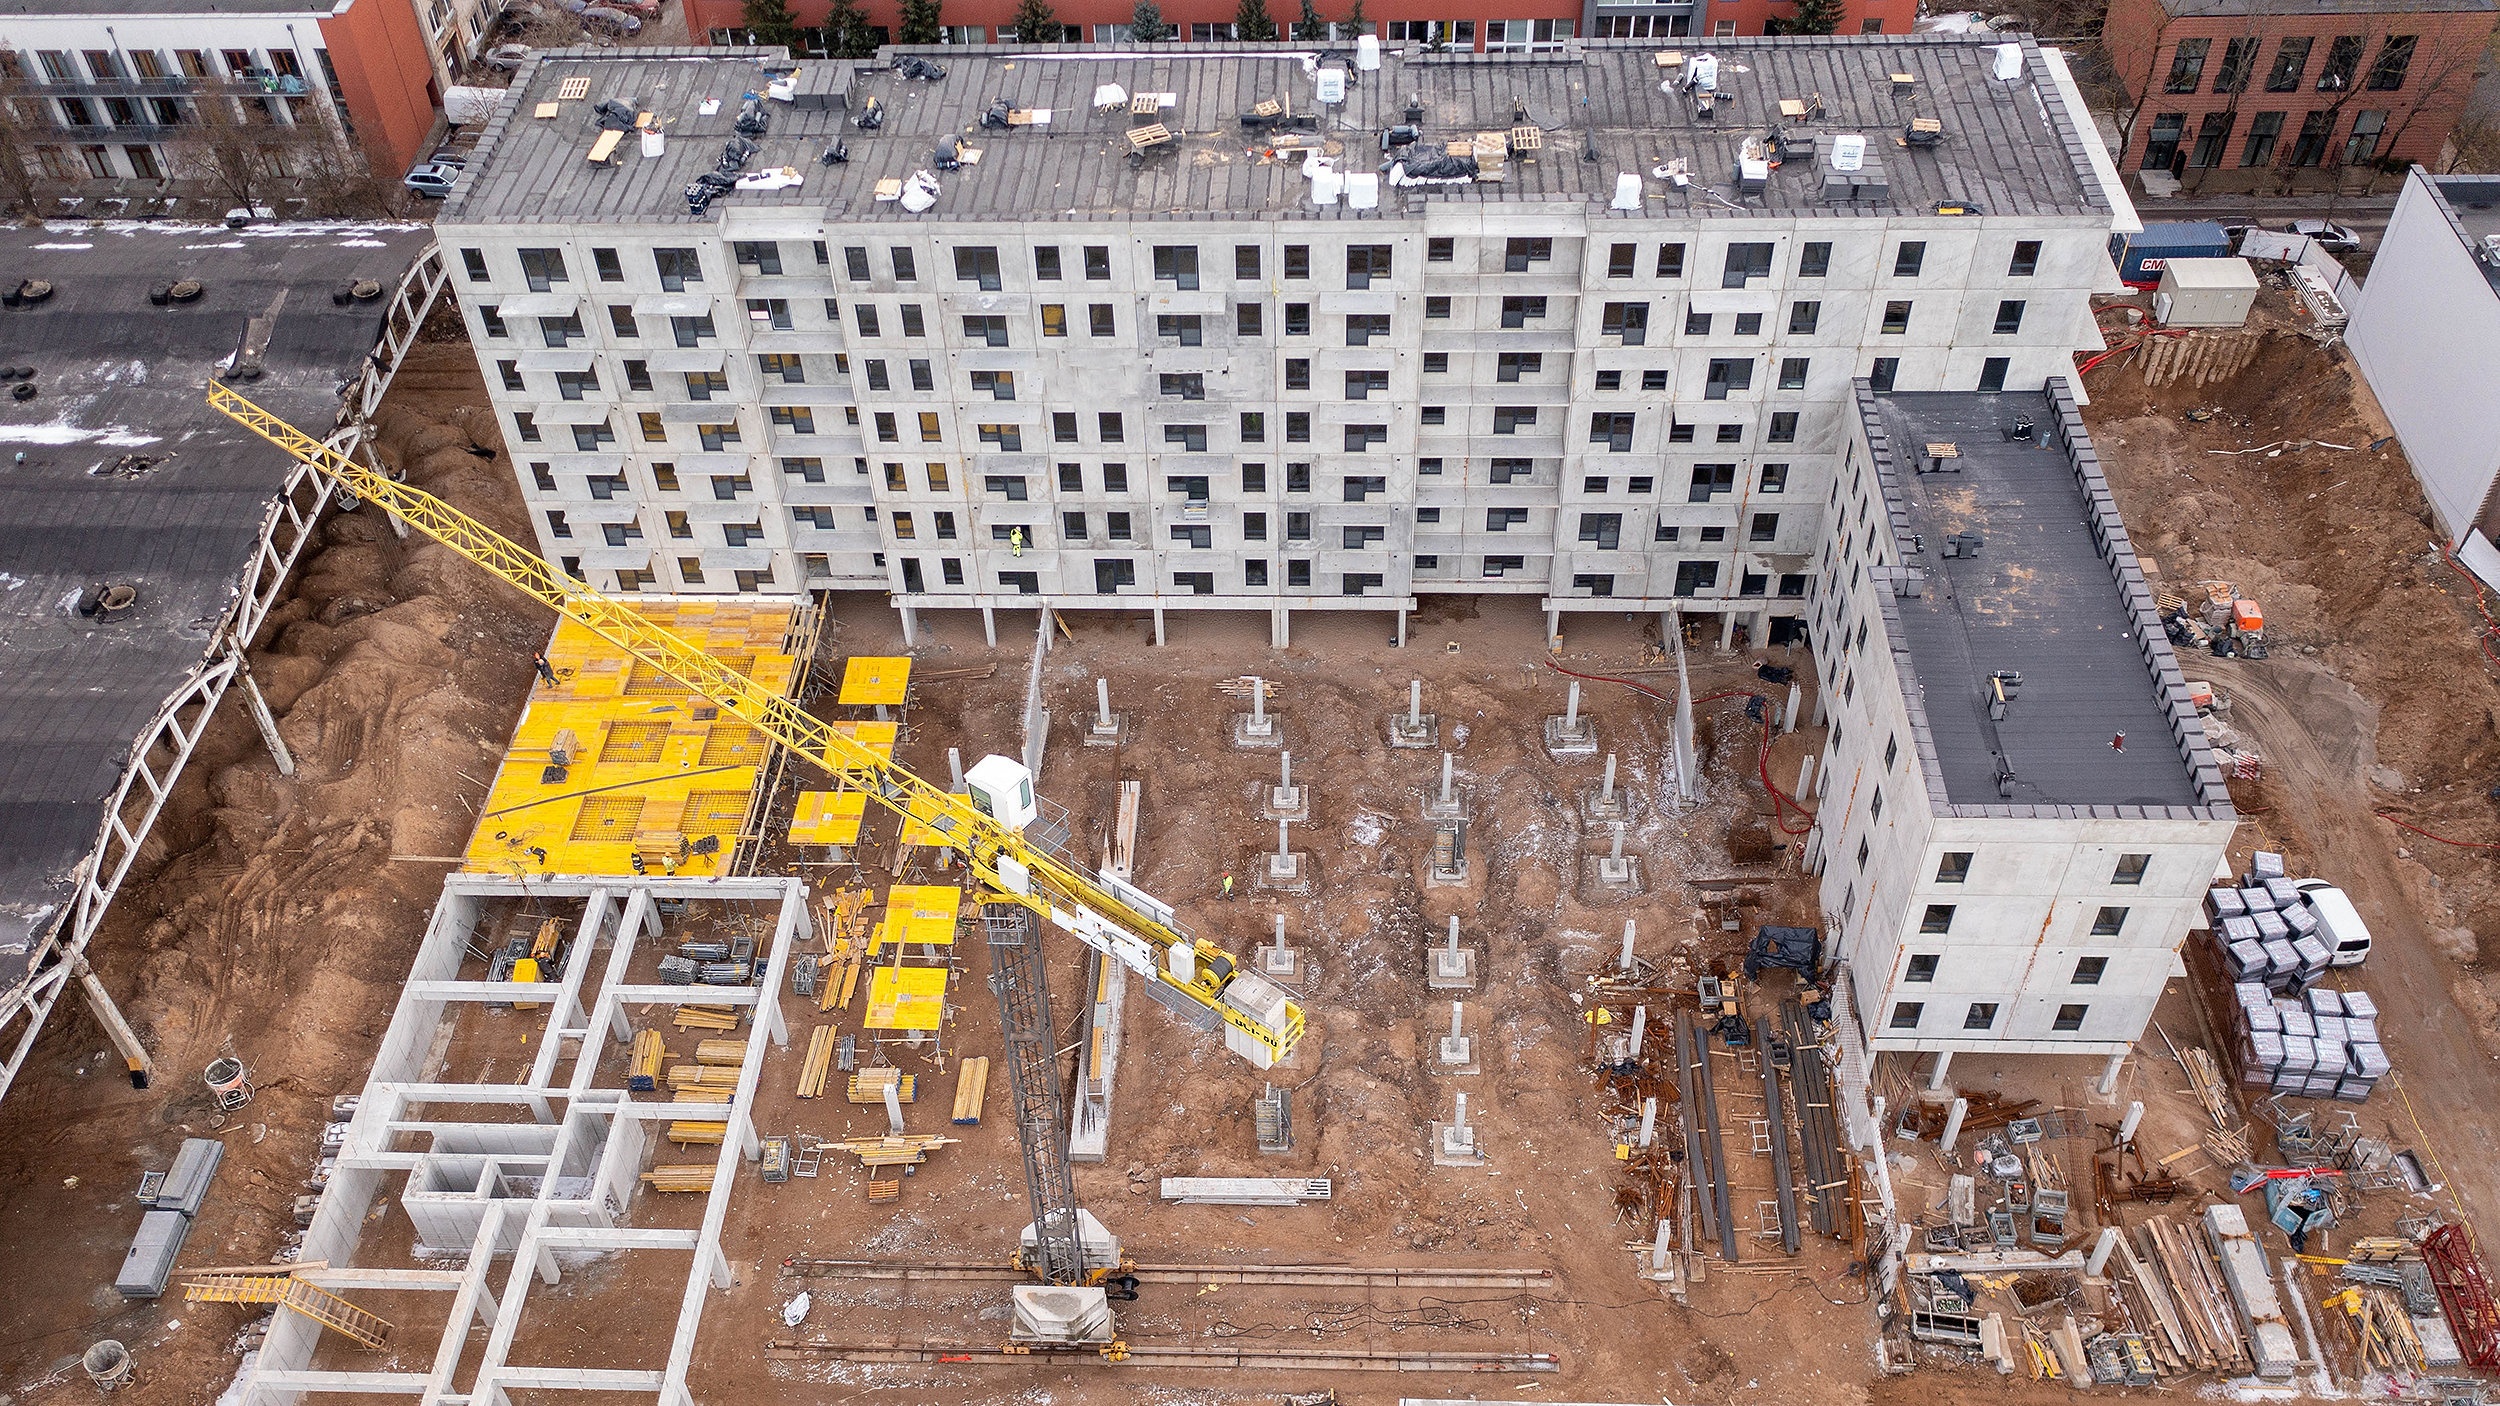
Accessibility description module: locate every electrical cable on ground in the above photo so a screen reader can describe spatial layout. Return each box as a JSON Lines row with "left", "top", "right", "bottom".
{"left": 1543, "top": 661, "right": 1817, "bottom": 835}
{"left": 2374, "top": 811, "right": 2500, "bottom": 851}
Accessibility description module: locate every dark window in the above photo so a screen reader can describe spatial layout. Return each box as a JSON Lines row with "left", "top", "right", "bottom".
{"left": 1588, "top": 412, "right": 1635, "bottom": 452}
{"left": 1799, "top": 242, "right": 1831, "bottom": 278}
{"left": 1425, "top": 296, "right": 1451, "bottom": 319}
{"left": 1099, "top": 413, "right": 1123, "bottom": 443}
{"left": 2053, "top": 1004, "right": 2088, "bottom": 1032}
{"left": 854, "top": 305, "right": 881, "bottom": 337}
{"left": 497, "top": 359, "right": 524, "bottom": 391}
{"left": 1341, "top": 524, "right": 1386, "bottom": 549}
{"left": 1687, "top": 463, "right": 1736, "bottom": 501}
{"left": 1237, "top": 303, "right": 1263, "bottom": 337}
{"left": 1489, "top": 458, "right": 1535, "bottom": 485}
{"left": 2243, "top": 111, "right": 2284, "bottom": 166}
{"left": 1241, "top": 413, "right": 1267, "bottom": 444}
{"left": 1937, "top": 851, "right": 1972, "bottom": 883}
{"left": 2166, "top": 37, "right": 2209, "bottom": 93}
{"left": 1595, "top": 370, "right": 1622, "bottom": 391}
{"left": 1703, "top": 358, "right": 1751, "bottom": 400}
{"left": 1892, "top": 241, "right": 1925, "bottom": 277}
{"left": 1607, "top": 242, "right": 1637, "bottom": 278}
{"left": 1235, "top": 244, "right": 1261, "bottom": 278}
{"left": 1090, "top": 304, "right": 1115, "bottom": 336}
{"left": 1283, "top": 245, "right": 1310, "bottom": 278}
{"left": 1778, "top": 573, "right": 1807, "bottom": 597}
{"left": 2113, "top": 853, "right": 2150, "bottom": 884}
{"left": 480, "top": 306, "right": 508, "bottom": 338}
{"left": 2009, "top": 240, "right": 2041, "bottom": 277}
{"left": 1504, "top": 236, "right": 1552, "bottom": 270}
{"left": 1485, "top": 507, "right": 1529, "bottom": 532}
{"left": 1890, "top": 1002, "right": 1924, "bottom": 1030}
{"left": 1963, "top": 1003, "right": 1998, "bottom": 1031}
{"left": 509, "top": 413, "right": 539, "bottom": 444}
{"left": 1084, "top": 246, "right": 1112, "bottom": 279}
{"left": 2093, "top": 906, "right": 2128, "bottom": 936}
{"left": 954, "top": 246, "right": 1002, "bottom": 289}
{"left": 1685, "top": 309, "right": 1712, "bottom": 336}
{"left": 1035, "top": 246, "right": 1062, "bottom": 280}
{"left": 518, "top": 247, "right": 567, "bottom": 291}
{"left": 1920, "top": 904, "right": 1955, "bottom": 934}
{"left": 1994, "top": 299, "right": 2026, "bottom": 334}
{"left": 1788, "top": 300, "right": 1821, "bottom": 335}
{"left": 890, "top": 248, "right": 917, "bottom": 281}
{"left": 1674, "top": 561, "right": 1718, "bottom": 596}
{"left": 2345, "top": 109, "right": 2388, "bottom": 165}
{"left": 1151, "top": 245, "right": 1200, "bottom": 288}
{"left": 1427, "top": 237, "right": 1454, "bottom": 262}
{"left": 670, "top": 315, "right": 716, "bottom": 347}
{"left": 463, "top": 248, "right": 492, "bottom": 282}
{"left": 1157, "top": 314, "right": 1203, "bottom": 345}
{"left": 2142, "top": 111, "right": 2187, "bottom": 168}
{"left": 2290, "top": 110, "right": 2333, "bottom": 167}
{"left": 1285, "top": 463, "right": 1310, "bottom": 493}
{"left": 1345, "top": 370, "right": 1391, "bottom": 399}
{"left": 1285, "top": 303, "right": 1311, "bottom": 336}
{"left": 899, "top": 305, "right": 926, "bottom": 337}
{"left": 1497, "top": 352, "right": 1543, "bottom": 382}
{"left": 1750, "top": 512, "right": 1779, "bottom": 543}
{"left": 1285, "top": 358, "right": 1310, "bottom": 391}
{"left": 1165, "top": 424, "right": 1209, "bottom": 452}
{"left": 1601, "top": 302, "right": 1648, "bottom": 343}
{"left": 2267, "top": 36, "right": 2312, "bottom": 93}
{"left": 1501, "top": 296, "right": 1548, "bottom": 328}
{"left": 1492, "top": 406, "right": 1537, "bottom": 434}
{"left": 1286, "top": 412, "right": 1309, "bottom": 443}
{"left": 733, "top": 240, "right": 784, "bottom": 275}
{"left": 1657, "top": 242, "right": 1686, "bottom": 277}
{"left": 2216, "top": 35, "right": 2258, "bottom": 93}
{"left": 656, "top": 247, "right": 702, "bottom": 290}
{"left": 1869, "top": 357, "right": 1899, "bottom": 392}
{"left": 1482, "top": 555, "right": 1526, "bottom": 577}
{"left": 1576, "top": 512, "right": 1622, "bottom": 548}
{"left": 1978, "top": 357, "right": 2009, "bottom": 393}
{"left": 1287, "top": 511, "right": 1312, "bottom": 540}
{"left": 1722, "top": 242, "right": 1773, "bottom": 287}
{"left": 2073, "top": 957, "right": 2109, "bottom": 985}
{"left": 1906, "top": 954, "right": 1939, "bottom": 982}
{"left": 1346, "top": 244, "right": 1392, "bottom": 288}
{"left": 2189, "top": 110, "right": 2234, "bottom": 168}
{"left": 843, "top": 246, "right": 873, "bottom": 281}
{"left": 963, "top": 314, "right": 1010, "bottom": 346}
{"left": 1736, "top": 312, "right": 1762, "bottom": 336}
{"left": 1346, "top": 313, "right": 1391, "bottom": 346}
{"left": 1768, "top": 413, "right": 1798, "bottom": 443}
{"left": 1287, "top": 560, "right": 1312, "bottom": 587}
{"left": 2320, "top": 34, "right": 2363, "bottom": 90}
{"left": 1779, "top": 357, "right": 1809, "bottom": 390}
{"left": 1159, "top": 377, "right": 1206, "bottom": 407}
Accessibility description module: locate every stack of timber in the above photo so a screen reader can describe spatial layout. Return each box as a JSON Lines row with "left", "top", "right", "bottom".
{"left": 849, "top": 1068, "right": 915, "bottom": 1104}
{"left": 951, "top": 1057, "right": 990, "bottom": 1124}
{"left": 828, "top": 1134, "right": 956, "bottom": 1168}
{"left": 627, "top": 1030, "right": 665, "bottom": 1091}
{"left": 641, "top": 1165, "right": 714, "bottom": 1192}
{"left": 2137, "top": 1215, "right": 2254, "bottom": 1375}
{"left": 797, "top": 1025, "right": 836, "bottom": 1099}
{"left": 668, "top": 1120, "right": 729, "bottom": 1145}
{"left": 667, "top": 1064, "right": 739, "bottom": 1091}
{"left": 673, "top": 1005, "right": 739, "bottom": 1032}
{"left": 694, "top": 1039, "right": 746, "bottom": 1065}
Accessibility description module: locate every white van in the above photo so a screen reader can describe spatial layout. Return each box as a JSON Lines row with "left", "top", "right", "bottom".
{"left": 2293, "top": 879, "right": 2373, "bottom": 967}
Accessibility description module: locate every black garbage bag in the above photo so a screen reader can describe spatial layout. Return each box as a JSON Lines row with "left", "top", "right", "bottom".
{"left": 593, "top": 99, "right": 638, "bottom": 131}
{"left": 1742, "top": 925, "right": 1821, "bottom": 981}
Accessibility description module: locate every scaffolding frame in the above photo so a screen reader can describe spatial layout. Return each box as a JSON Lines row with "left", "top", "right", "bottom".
{"left": 225, "top": 873, "right": 803, "bottom": 1406}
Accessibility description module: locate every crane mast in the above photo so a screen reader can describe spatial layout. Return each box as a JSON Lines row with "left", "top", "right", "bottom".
{"left": 206, "top": 382, "right": 1302, "bottom": 1071}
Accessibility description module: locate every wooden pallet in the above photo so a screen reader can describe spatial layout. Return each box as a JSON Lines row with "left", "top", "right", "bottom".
{"left": 668, "top": 1120, "right": 728, "bottom": 1145}
{"left": 694, "top": 1038, "right": 746, "bottom": 1066}
{"left": 798, "top": 1025, "right": 836, "bottom": 1099}
{"left": 951, "top": 1056, "right": 990, "bottom": 1124}
{"left": 848, "top": 1069, "right": 915, "bottom": 1104}
{"left": 628, "top": 1030, "right": 665, "bottom": 1091}
{"left": 641, "top": 1165, "right": 715, "bottom": 1192}
{"left": 867, "top": 1179, "right": 901, "bottom": 1203}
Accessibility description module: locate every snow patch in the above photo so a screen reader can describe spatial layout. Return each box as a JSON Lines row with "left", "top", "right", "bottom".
{"left": 31, "top": 242, "right": 92, "bottom": 250}
{"left": 0, "top": 422, "right": 162, "bottom": 447}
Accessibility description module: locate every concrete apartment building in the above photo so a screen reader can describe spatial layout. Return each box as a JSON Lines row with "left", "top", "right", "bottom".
{"left": 2346, "top": 168, "right": 2500, "bottom": 560}
{"left": 440, "top": 37, "right": 2123, "bottom": 648}
{"left": 2102, "top": 0, "right": 2494, "bottom": 189}
{"left": 692, "top": 0, "right": 1919, "bottom": 57}
{"left": 0, "top": 0, "right": 442, "bottom": 188}
{"left": 1809, "top": 382, "right": 2236, "bottom": 1087}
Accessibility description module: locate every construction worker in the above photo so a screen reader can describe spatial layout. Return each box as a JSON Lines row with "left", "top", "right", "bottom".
{"left": 1221, "top": 872, "right": 1235, "bottom": 900}
{"left": 531, "top": 648, "right": 557, "bottom": 685}
{"left": 1009, "top": 525, "right": 1025, "bottom": 557}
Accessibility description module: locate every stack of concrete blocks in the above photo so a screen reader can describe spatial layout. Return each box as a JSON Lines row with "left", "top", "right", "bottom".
{"left": 2230, "top": 982, "right": 2387, "bottom": 1102}
{"left": 1425, "top": 916, "right": 1478, "bottom": 990}
{"left": 1543, "top": 681, "right": 1598, "bottom": 759}
{"left": 1387, "top": 680, "right": 1438, "bottom": 749}
{"left": 2205, "top": 851, "right": 2328, "bottom": 992}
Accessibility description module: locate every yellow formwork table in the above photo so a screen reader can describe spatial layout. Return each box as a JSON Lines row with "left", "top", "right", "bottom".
{"left": 873, "top": 884, "right": 962, "bottom": 952}
{"left": 863, "top": 966, "right": 947, "bottom": 1031}
{"left": 788, "top": 790, "right": 868, "bottom": 846}
{"left": 827, "top": 720, "right": 898, "bottom": 764}
{"left": 838, "top": 656, "right": 912, "bottom": 707}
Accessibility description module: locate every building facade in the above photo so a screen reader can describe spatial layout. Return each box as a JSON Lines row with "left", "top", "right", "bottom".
{"left": 2346, "top": 167, "right": 2500, "bottom": 550}
{"left": 0, "top": 1, "right": 441, "bottom": 189}
{"left": 437, "top": 40, "right": 2121, "bottom": 646}
{"left": 691, "top": 0, "right": 1921, "bottom": 62}
{"left": 2102, "top": 0, "right": 2495, "bottom": 189}
{"left": 1810, "top": 382, "right": 2236, "bottom": 1079}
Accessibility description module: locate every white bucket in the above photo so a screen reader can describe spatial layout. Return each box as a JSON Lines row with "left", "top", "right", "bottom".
{"left": 204, "top": 1057, "right": 247, "bottom": 1094}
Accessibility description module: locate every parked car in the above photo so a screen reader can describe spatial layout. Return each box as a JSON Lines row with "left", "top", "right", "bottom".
{"left": 482, "top": 42, "right": 532, "bottom": 71}
{"left": 578, "top": 3, "right": 641, "bottom": 29}
{"left": 403, "top": 161, "right": 462, "bottom": 199}
{"left": 2293, "top": 879, "right": 2374, "bottom": 966}
{"left": 2288, "top": 218, "right": 2361, "bottom": 251}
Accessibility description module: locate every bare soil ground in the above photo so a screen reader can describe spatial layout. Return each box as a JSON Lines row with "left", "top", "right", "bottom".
{"left": 2082, "top": 304, "right": 2500, "bottom": 1236}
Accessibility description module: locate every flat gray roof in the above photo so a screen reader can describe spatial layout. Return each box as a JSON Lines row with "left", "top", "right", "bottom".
{"left": 443, "top": 36, "right": 2107, "bottom": 227}
{"left": 1870, "top": 388, "right": 2208, "bottom": 812}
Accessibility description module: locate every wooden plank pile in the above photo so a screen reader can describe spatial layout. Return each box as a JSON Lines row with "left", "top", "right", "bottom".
{"left": 797, "top": 1025, "right": 836, "bottom": 1098}
{"left": 2130, "top": 1216, "right": 2254, "bottom": 1376}
{"left": 627, "top": 1030, "right": 665, "bottom": 1091}
{"left": 694, "top": 1038, "right": 746, "bottom": 1065}
{"left": 849, "top": 1068, "right": 914, "bottom": 1104}
{"left": 640, "top": 1164, "right": 714, "bottom": 1192}
{"left": 951, "top": 1057, "right": 990, "bottom": 1124}
{"left": 667, "top": 1064, "right": 738, "bottom": 1090}
{"left": 826, "top": 1134, "right": 956, "bottom": 1168}
{"left": 667, "top": 1120, "right": 728, "bottom": 1145}
{"left": 673, "top": 1005, "right": 738, "bottom": 1032}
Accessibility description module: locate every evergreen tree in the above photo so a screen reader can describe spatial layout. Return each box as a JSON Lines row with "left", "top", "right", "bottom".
{"left": 897, "top": 0, "right": 944, "bottom": 43}
{"left": 1342, "top": 0, "right": 1367, "bottom": 38}
{"left": 1293, "top": 0, "right": 1327, "bottom": 40}
{"left": 818, "top": 0, "right": 879, "bottom": 55}
{"left": 741, "top": 0, "right": 800, "bottom": 51}
{"left": 1785, "top": 0, "right": 1845, "bottom": 34}
{"left": 1129, "top": 0, "right": 1171, "bottom": 39}
{"left": 1233, "top": 0, "right": 1275, "bottom": 40}
{"left": 1009, "top": 0, "right": 1063, "bottom": 41}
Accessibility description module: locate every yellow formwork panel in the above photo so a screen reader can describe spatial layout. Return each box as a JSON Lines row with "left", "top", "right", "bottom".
{"left": 463, "top": 601, "right": 801, "bottom": 877}
{"left": 838, "top": 655, "right": 912, "bottom": 706}
{"left": 789, "top": 791, "right": 867, "bottom": 846}
{"left": 863, "top": 966, "right": 947, "bottom": 1030}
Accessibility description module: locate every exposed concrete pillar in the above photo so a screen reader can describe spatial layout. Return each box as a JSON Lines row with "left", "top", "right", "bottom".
{"left": 1718, "top": 610, "right": 1736, "bottom": 651}
{"left": 883, "top": 1083, "right": 905, "bottom": 1135}
{"left": 1926, "top": 1050, "right": 1954, "bottom": 1092}
{"left": 1096, "top": 678, "right": 1114, "bottom": 728}
{"left": 1783, "top": 683, "right": 1800, "bottom": 735}
{"left": 898, "top": 604, "right": 919, "bottom": 647}
{"left": 1439, "top": 751, "right": 1455, "bottom": 805}
{"left": 1152, "top": 606, "right": 1166, "bottom": 647}
{"left": 1545, "top": 606, "right": 1561, "bottom": 648}
{"left": 1395, "top": 607, "right": 1407, "bottom": 647}
{"left": 1564, "top": 680, "right": 1582, "bottom": 730}
{"left": 238, "top": 668, "right": 296, "bottom": 777}
{"left": 1796, "top": 754, "right": 1815, "bottom": 801}
{"left": 2097, "top": 1050, "right": 2126, "bottom": 1097}
{"left": 1408, "top": 680, "right": 1423, "bottom": 729}
{"left": 2119, "top": 1100, "right": 2144, "bottom": 1144}
{"left": 1628, "top": 1003, "right": 1647, "bottom": 1053}
{"left": 1638, "top": 1096, "right": 1658, "bottom": 1149}
{"left": 948, "top": 748, "right": 965, "bottom": 789}
{"left": 1650, "top": 1219, "right": 1672, "bottom": 1269}
{"left": 74, "top": 959, "right": 151, "bottom": 1087}
{"left": 1272, "top": 605, "right": 1289, "bottom": 649}
{"left": 981, "top": 606, "right": 998, "bottom": 648}
{"left": 1939, "top": 1096, "right": 1969, "bottom": 1152}
{"left": 1618, "top": 919, "right": 1636, "bottom": 972}
{"left": 2087, "top": 1226, "right": 2120, "bottom": 1277}
{"left": 1600, "top": 753, "right": 1618, "bottom": 806}
{"left": 707, "top": 1240, "right": 733, "bottom": 1290}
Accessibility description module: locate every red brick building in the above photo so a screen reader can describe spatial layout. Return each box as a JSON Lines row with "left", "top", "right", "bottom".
{"left": 691, "top": 0, "right": 1916, "bottom": 55}
{"left": 2104, "top": 0, "right": 2495, "bottom": 188}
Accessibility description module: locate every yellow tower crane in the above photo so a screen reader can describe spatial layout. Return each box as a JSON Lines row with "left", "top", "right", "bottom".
{"left": 207, "top": 383, "right": 1303, "bottom": 1070}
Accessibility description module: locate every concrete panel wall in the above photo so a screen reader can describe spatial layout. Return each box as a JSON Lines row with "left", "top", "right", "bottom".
{"left": 2348, "top": 169, "right": 2500, "bottom": 545}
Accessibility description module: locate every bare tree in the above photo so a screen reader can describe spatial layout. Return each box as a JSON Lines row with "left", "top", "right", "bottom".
{"left": 0, "top": 93, "right": 49, "bottom": 217}
{"left": 172, "top": 87, "right": 281, "bottom": 211}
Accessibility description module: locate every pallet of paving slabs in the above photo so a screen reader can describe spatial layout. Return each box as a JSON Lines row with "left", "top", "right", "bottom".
{"left": 849, "top": 1068, "right": 915, "bottom": 1104}
{"left": 668, "top": 1064, "right": 739, "bottom": 1091}
{"left": 797, "top": 1025, "right": 836, "bottom": 1099}
{"left": 628, "top": 1030, "right": 665, "bottom": 1091}
{"left": 951, "top": 1057, "right": 989, "bottom": 1124}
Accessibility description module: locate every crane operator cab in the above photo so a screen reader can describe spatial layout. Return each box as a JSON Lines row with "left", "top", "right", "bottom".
{"left": 965, "top": 754, "right": 1040, "bottom": 829}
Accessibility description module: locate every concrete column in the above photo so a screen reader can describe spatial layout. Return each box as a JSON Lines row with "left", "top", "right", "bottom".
{"left": 1395, "top": 607, "right": 1407, "bottom": 647}
{"left": 238, "top": 668, "right": 296, "bottom": 777}
{"left": 1449, "top": 1001, "right": 1464, "bottom": 1041}
{"left": 1564, "top": 680, "right": 1582, "bottom": 729}
{"left": 74, "top": 960, "right": 152, "bottom": 1087}
{"left": 883, "top": 1083, "right": 905, "bottom": 1135}
{"left": 1650, "top": 1218, "right": 1672, "bottom": 1269}
{"left": 1618, "top": 919, "right": 1636, "bottom": 971}
{"left": 2096, "top": 1050, "right": 2126, "bottom": 1097}
{"left": 898, "top": 604, "right": 919, "bottom": 647}
{"left": 1796, "top": 754, "right": 1815, "bottom": 800}
{"left": 1446, "top": 915, "right": 1461, "bottom": 954}
{"left": 1926, "top": 1050, "right": 1953, "bottom": 1091}
{"left": 948, "top": 747, "right": 965, "bottom": 789}
{"left": 1608, "top": 823, "right": 1626, "bottom": 861}
{"left": 1272, "top": 605, "right": 1290, "bottom": 649}
{"left": 1453, "top": 1090, "right": 1469, "bottom": 1131}
{"left": 2118, "top": 1100, "right": 2144, "bottom": 1144}
{"left": 2086, "top": 1226, "right": 2120, "bottom": 1277}
{"left": 1096, "top": 678, "right": 1114, "bottom": 728}
{"left": 1939, "top": 1096, "right": 1968, "bottom": 1152}
{"left": 1638, "top": 1096, "right": 1657, "bottom": 1149}
{"left": 1717, "top": 610, "right": 1736, "bottom": 651}
{"left": 1546, "top": 606, "right": 1561, "bottom": 648}
{"left": 1251, "top": 677, "right": 1267, "bottom": 727}
{"left": 1600, "top": 753, "right": 1618, "bottom": 806}
{"left": 1439, "top": 751, "right": 1455, "bottom": 804}
{"left": 1628, "top": 1003, "right": 1647, "bottom": 1052}
{"left": 982, "top": 606, "right": 998, "bottom": 648}
{"left": 1153, "top": 605, "right": 1166, "bottom": 647}
{"left": 707, "top": 1239, "right": 734, "bottom": 1289}
{"left": 1408, "top": 680, "right": 1423, "bottom": 729}
{"left": 1280, "top": 752, "right": 1293, "bottom": 790}
{"left": 1783, "top": 683, "right": 1800, "bottom": 734}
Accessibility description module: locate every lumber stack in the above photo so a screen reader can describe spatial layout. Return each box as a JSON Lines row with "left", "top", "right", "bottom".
{"left": 694, "top": 1038, "right": 746, "bottom": 1066}
{"left": 672, "top": 1088, "right": 733, "bottom": 1104}
{"left": 797, "top": 1025, "right": 836, "bottom": 1099}
{"left": 2140, "top": 1216, "right": 2253, "bottom": 1375}
{"left": 667, "top": 1120, "right": 728, "bottom": 1145}
{"left": 667, "top": 1064, "right": 739, "bottom": 1090}
{"left": 828, "top": 1134, "right": 955, "bottom": 1167}
{"left": 641, "top": 1165, "right": 714, "bottom": 1192}
{"left": 627, "top": 1030, "right": 665, "bottom": 1091}
{"left": 673, "top": 1005, "right": 738, "bottom": 1032}
{"left": 848, "top": 1068, "right": 914, "bottom": 1104}
{"left": 951, "top": 1057, "right": 990, "bottom": 1124}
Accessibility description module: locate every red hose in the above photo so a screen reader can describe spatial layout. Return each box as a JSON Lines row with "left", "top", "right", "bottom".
{"left": 1542, "top": 662, "right": 1817, "bottom": 835}
{"left": 2376, "top": 812, "right": 2500, "bottom": 851}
